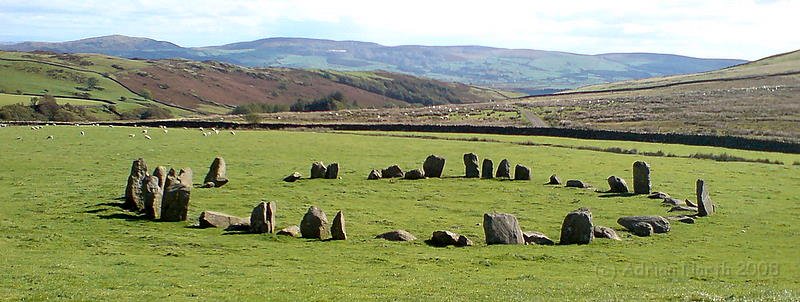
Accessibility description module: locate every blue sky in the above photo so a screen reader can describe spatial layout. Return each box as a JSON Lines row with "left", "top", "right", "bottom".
{"left": 1, "top": 0, "right": 798, "bottom": 60}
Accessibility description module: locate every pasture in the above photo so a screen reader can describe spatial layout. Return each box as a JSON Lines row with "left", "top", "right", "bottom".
{"left": 0, "top": 125, "right": 797, "bottom": 300}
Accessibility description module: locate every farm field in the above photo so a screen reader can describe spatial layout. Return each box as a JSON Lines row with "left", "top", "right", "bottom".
{"left": 0, "top": 126, "right": 798, "bottom": 300}
{"left": 0, "top": 93, "right": 108, "bottom": 106}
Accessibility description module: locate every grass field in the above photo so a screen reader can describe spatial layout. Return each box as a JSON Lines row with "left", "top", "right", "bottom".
{"left": 0, "top": 126, "right": 798, "bottom": 300}
{"left": 0, "top": 93, "right": 108, "bottom": 106}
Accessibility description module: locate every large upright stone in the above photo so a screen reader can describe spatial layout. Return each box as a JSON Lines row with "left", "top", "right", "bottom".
{"left": 496, "top": 159, "right": 511, "bottom": 178}
{"left": 300, "top": 206, "right": 329, "bottom": 239}
{"left": 514, "top": 164, "right": 531, "bottom": 180}
{"left": 161, "top": 182, "right": 191, "bottom": 222}
{"left": 696, "top": 179, "right": 715, "bottom": 217}
{"left": 310, "top": 161, "right": 327, "bottom": 179}
{"left": 177, "top": 168, "right": 193, "bottom": 186}
{"left": 331, "top": 211, "right": 346, "bottom": 240}
{"left": 164, "top": 168, "right": 178, "bottom": 189}
{"left": 559, "top": 208, "right": 593, "bottom": 245}
{"left": 463, "top": 153, "right": 479, "bottom": 178}
{"left": 124, "top": 158, "right": 148, "bottom": 211}
{"left": 153, "top": 166, "right": 167, "bottom": 192}
{"left": 483, "top": 213, "right": 525, "bottom": 245}
{"left": 617, "top": 216, "right": 670, "bottom": 233}
{"left": 381, "top": 165, "right": 404, "bottom": 178}
{"left": 607, "top": 176, "right": 630, "bottom": 193}
{"left": 481, "top": 159, "right": 494, "bottom": 179}
{"left": 325, "top": 162, "right": 339, "bottom": 179}
{"left": 633, "top": 161, "right": 651, "bottom": 194}
{"left": 143, "top": 175, "right": 162, "bottom": 219}
{"left": 250, "top": 201, "right": 276, "bottom": 233}
{"left": 422, "top": 155, "right": 446, "bottom": 178}
{"left": 203, "top": 157, "right": 229, "bottom": 188}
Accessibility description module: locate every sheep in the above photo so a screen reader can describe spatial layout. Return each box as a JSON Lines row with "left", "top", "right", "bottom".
{"left": 214, "top": 129, "right": 220, "bottom": 135}
{"left": 199, "top": 127, "right": 204, "bottom": 132}
{"left": 144, "top": 135, "right": 152, "bottom": 140}
{"left": 46, "top": 135, "right": 54, "bottom": 140}
{"left": 80, "top": 131, "right": 85, "bottom": 136}
{"left": 163, "top": 129, "right": 168, "bottom": 134}
{"left": 142, "top": 129, "right": 148, "bottom": 134}
{"left": 230, "top": 131, "right": 236, "bottom": 135}
{"left": 129, "top": 134, "right": 136, "bottom": 138}
{"left": 108, "top": 125, "right": 114, "bottom": 128}
{"left": 202, "top": 132, "right": 209, "bottom": 137}
{"left": 16, "top": 137, "right": 22, "bottom": 140}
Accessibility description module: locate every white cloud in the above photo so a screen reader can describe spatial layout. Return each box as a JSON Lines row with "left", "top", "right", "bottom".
{"left": 0, "top": 0, "right": 797, "bottom": 59}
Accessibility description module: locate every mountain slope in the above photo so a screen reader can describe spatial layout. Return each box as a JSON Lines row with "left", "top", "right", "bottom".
{"left": 0, "top": 35, "right": 747, "bottom": 92}
{"left": 0, "top": 50, "right": 510, "bottom": 119}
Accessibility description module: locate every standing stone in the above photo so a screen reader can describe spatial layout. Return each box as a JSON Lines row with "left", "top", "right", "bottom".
{"left": 143, "top": 176, "right": 162, "bottom": 219}
{"left": 607, "top": 176, "right": 630, "bottom": 193}
{"left": 522, "top": 231, "right": 555, "bottom": 245}
{"left": 548, "top": 174, "right": 562, "bottom": 185}
{"left": 404, "top": 169, "right": 425, "bottom": 180}
{"left": 199, "top": 211, "right": 248, "bottom": 229}
{"left": 177, "top": 168, "right": 193, "bottom": 186}
{"left": 496, "top": 159, "right": 511, "bottom": 178}
{"left": 375, "top": 230, "right": 417, "bottom": 241}
{"left": 514, "top": 164, "right": 531, "bottom": 180}
{"left": 310, "top": 161, "right": 327, "bottom": 179}
{"left": 559, "top": 208, "right": 593, "bottom": 245}
{"left": 283, "top": 172, "right": 302, "bottom": 182}
{"left": 422, "top": 155, "right": 446, "bottom": 178}
{"left": 633, "top": 161, "right": 651, "bottom": 194}
{"left": 124, "top": 158, "right": 148, "bottom": 211}
{"left": 481, "top": 159, "right": 494, "bottom": 179}
{"left": 593, "top": 226, "right": 621, "bottom": 240}
{"left": 367, "top": 169, "right": 382, "bottom": 180}
{"left": 202, "top": 157, "right": 229, "bottom": 188}
{"left": 153, "top": 166, "right": 167, "bottom": 192}
{"left": 325, "top": 162, "right": 339, "bottom": 179}
{"left": 381, "top": 165, "right": 404, "bottom": 178}
{"left": 164, "top": 168, "right": 178, "bottom": 189}
{"left": 483, "top": 213, "right": 525, "bottom": 245}
{"left": 463, "top": 153, "right": 479, "bottom": 178}
{"left": 300, "top": 206, "right": 329, "bottom": 239}
{"left": 696, "top": 179, "right": 715, "bottom": 217}
{"left": 631, "top": 222, "right": 654, "bottom": 237}
{"left": 250, "top": 201, "right": 276, "bottom": 234}
{"left": 617, "top": 216, "right": 671, "bottom": 233}
{"left": 428, "top": 230, "right": 472, "bottom": 247}
{"left": 161, "top": 182, "right": 191, "bottom": 222}
{"left": 331, "top": 211, "right": 347, "bottom": 240}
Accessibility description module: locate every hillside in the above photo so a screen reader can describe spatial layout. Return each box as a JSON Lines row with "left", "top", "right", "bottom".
{"left": 252, "top": 50, "right": 800, "bottom": 143}
{"left": 0, "top": 50, "right": 510, "bottom": 120}
{"left": 0, "top": 35, "right": 746, "bottom": 93}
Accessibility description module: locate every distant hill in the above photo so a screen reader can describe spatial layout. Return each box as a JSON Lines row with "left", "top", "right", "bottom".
{"left": 0, "top": 35, "right": 747, "bottom": 92}
{"left": 0, "top": 50, "right": 510, "bottom": 120}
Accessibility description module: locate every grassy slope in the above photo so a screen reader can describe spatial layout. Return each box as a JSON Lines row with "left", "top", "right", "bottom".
{"left": 0, "top": 126, "right": 797, "bottom": 300}
{"left": 573, "top": 50, "right": 800, "bottom": 92}
{"left": 0, "top": 93, "right": 106, "bottom": 106}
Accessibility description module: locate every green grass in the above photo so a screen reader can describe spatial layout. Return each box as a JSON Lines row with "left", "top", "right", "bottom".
{"left": 0, "top": 127, "right": 797, "bottom": 300}
{"left": 0, "top": 93, "right": 108, "bottom": 106}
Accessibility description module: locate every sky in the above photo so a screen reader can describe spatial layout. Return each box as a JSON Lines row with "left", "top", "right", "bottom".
{"left": 0, "top": 0, "right": 798, "bottom": 60}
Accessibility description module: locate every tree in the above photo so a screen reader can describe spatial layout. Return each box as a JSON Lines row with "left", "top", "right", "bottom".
{"left": 139, "top": 89, "right": 153, "bottom": 100}
{"left": 244, "top": 113, "right": 262, "bottom": 124}
{"left": 86, "top": 77, "right": 100, "bottom": 90}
